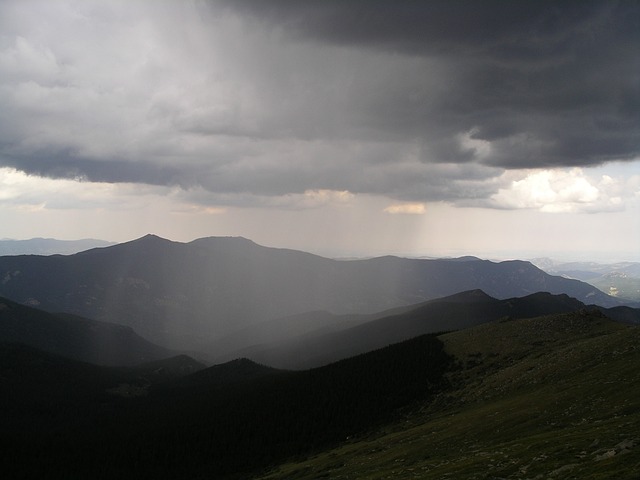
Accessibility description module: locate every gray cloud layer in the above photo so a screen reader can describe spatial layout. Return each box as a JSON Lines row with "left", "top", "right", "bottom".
{"left": 220, "top": 0, "right": 639, "bottom": 164}
{"left": 0, "top": 0, "right": 638, "bottom": 207}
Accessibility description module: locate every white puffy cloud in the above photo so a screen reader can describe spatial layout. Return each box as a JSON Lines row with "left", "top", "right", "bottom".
{"left": 0, "top": 166, "right": 176, "bottom": 210}
{"left": 487, "top": 168, "right": 633, "bottom": 213}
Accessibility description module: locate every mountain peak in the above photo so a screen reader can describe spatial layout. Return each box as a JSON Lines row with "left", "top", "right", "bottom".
{"left": 440, "top": 289, "right": 495, "bottom": 303}
{"left": 88, "top": 233, "right": 177, "bottom": 257}
{"left": 138, "top": 233, "right": 170, "bottom": 242}
{"left": 121, "top": 234, "right": 176, "bottom": 247}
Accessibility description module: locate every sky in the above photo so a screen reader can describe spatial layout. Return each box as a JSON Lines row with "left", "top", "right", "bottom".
{"left": 0, "top": 0, "right": 639, "bottom": 261}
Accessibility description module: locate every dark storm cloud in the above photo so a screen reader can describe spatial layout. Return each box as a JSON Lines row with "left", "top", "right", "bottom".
{"left": 219, "top": 0, "right": 631, "bottom": 64}
{"left": 0, "top": 0, "right": 638, "bottom": 208}
{"left": 219, "top": 0, "right": 640, "bottom": 168}
{"left": 1, "top": 150, "right": 184, "bottom": 186}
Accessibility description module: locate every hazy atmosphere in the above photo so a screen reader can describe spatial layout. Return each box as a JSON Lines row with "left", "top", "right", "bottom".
{"left": 2, "top": 4, "right": 640, "bottom": 478}
{"left": 1, "top": 0, "right": 638, "bottom": 260}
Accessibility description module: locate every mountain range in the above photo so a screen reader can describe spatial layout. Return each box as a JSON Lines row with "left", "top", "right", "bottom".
{"left": 3, "top": 282, "right": 638, "bottom": 372}
{"left": 1, "top": 233, "right": 638, "bottom": 478}
{"left": 532, "top": 257, "right": 640, "bottom": 302}
{"left": 0, "top": 234, "right": 624, "bottom": 352}
{"left": 2, "top": 309, "right": 638, "bottom": 479}
{"left": 0, "top": 238, "right": 114, "bottom": 256}
{"left": 210, "top": 289, "right": 631, "bottom": 369}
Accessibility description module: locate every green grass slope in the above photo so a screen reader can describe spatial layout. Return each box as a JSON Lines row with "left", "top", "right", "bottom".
{"left": 256, "top": 310, "right": 640, "bottom": 479}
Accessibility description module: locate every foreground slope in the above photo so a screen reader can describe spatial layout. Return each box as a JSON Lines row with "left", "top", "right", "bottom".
{"left": 0, "top": 234, "right": 619, "bottom": 350}
{"left": 0, "top": 344, "right": 203, "bottom": 406}
{"left": 1, "top": 335, "right": 451, "bottom": 480}
{"left": 3, "top": 309, "right": 637, "bottom": 479}
{"left": 257, "top": 311, "right": 640, "bottom": 480}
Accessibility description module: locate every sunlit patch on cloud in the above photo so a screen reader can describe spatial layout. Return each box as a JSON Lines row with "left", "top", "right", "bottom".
{"left": 0, "top": 167, "right": 174, "bottom": 210}
{"left": 266, "top": 189, "right": 355, "bottom": 210}
{"left": 383, "top": 203, "right": 426, "bottom": 215}
{"left": 177, "top": 185, "right": 355, "bottom": 211}
{"left": 487, "top": 168, "right": 630, "bottom": 213}
{"left": 172, "top": 204, "right": 227, "bottom": 215}
{"left": 304, "top": 189, "right": 353, "bottom": 204}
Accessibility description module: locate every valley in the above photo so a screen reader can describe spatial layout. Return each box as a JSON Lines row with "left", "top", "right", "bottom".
{"left": 532, "top": 258, "right": 640, "bottom": 303}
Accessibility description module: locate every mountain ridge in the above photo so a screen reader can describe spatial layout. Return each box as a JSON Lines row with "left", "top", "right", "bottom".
{"left": 214, "top": 289, "right": 606, "bottom": 369}
{"left": 0, "top": 237, "right": 114, "bottom": 256}
{"left": 0, "top": 234, "right": 623, "bottom": 351}
{"left": 0, "top": 296, "right": 174, "bottom": 366}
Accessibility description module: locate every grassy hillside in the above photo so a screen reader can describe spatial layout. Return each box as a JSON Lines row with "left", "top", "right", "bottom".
{"left": 256, "top": 311, "right": 640, "bottom": 479}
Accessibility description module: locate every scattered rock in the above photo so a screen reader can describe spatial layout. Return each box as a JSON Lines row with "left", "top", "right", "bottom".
{"left": 614, "top": 438, "right": 635, "bottom": 452}
{"left": 595, "top": 450, "right": 616, "bottom": 461}
{"left": 549, "top": 463, "right": 578, "bottom": 476}
{"left": 593, "top": 438, "right": 636, "bottom": 461}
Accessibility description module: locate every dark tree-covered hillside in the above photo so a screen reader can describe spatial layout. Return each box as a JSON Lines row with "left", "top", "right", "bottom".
{"left": 1, "top": 334, "right": 452, "bottom": 479}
